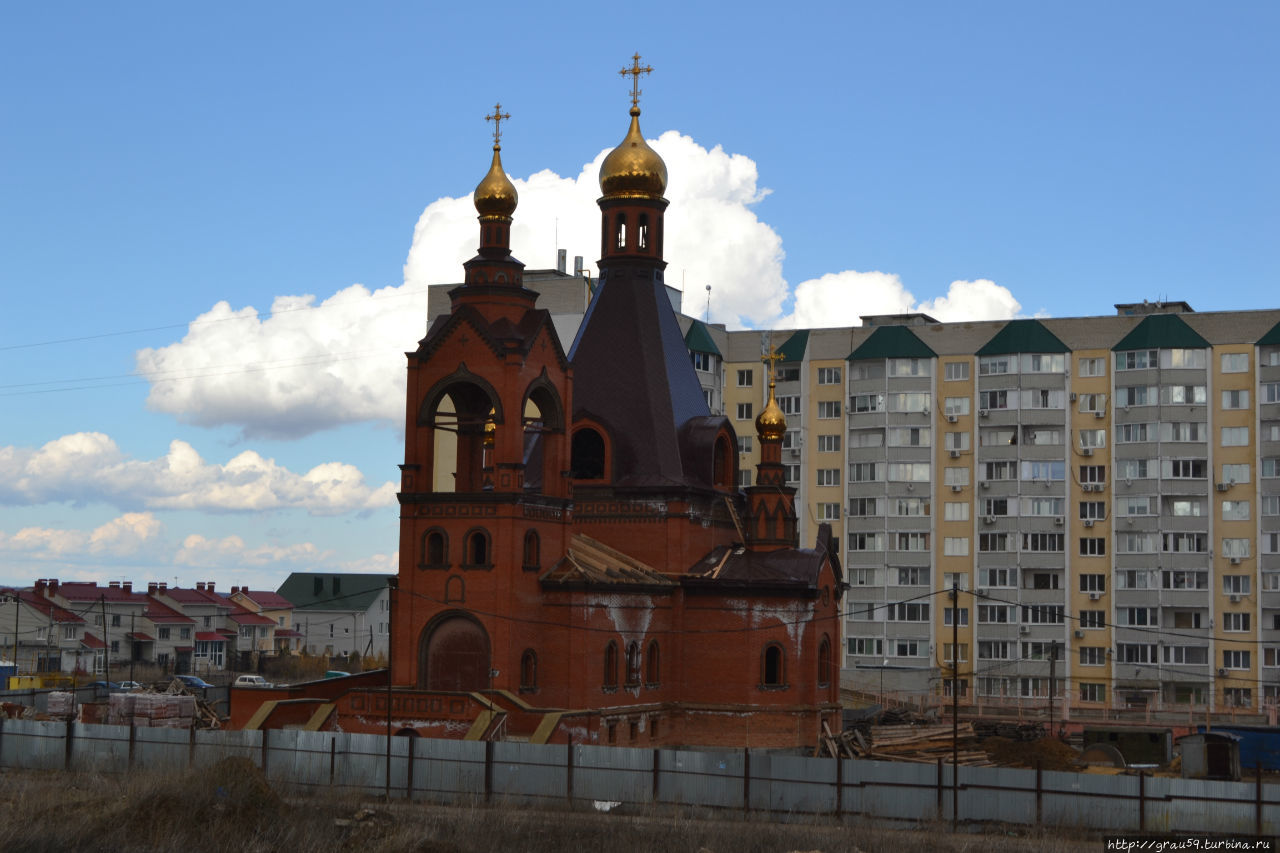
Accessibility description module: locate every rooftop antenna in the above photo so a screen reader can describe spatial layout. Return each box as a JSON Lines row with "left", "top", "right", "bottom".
{"left": 705, "top": 284, "right": 712, "bottom": 322}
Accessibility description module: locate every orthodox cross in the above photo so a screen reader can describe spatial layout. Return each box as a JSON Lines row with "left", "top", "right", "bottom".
{"left": 619, "top": 53, "right": 653, "bottom": 109}
{"left": 485, "top": 103, "right": 511, "bottom": 147}
{"left": 762, "top": 344, "right": 784, "bottom": 385}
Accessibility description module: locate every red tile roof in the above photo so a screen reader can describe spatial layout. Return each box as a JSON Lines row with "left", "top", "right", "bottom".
{"left": 80, "top": 632, "right": 106, "bottom": 650}
{"left": 55, "top": 582, "right": 147, "bottom": 603}
{"left": 194, "top": 631, "right": 224, "bottom": 642}
{"left": 237, "top": 590, "right": 293, "bottom": 609}
{"left": 126, "top": 632, "right": 154, "bottom": 641}
{"left": 18, "top": 591, "right": 84, "bottom": 623}
{"left": 145, "top": 598, "right": 194, "bottom": 624}
{"left": 273, "top": 629, "right": 303, "bottom": 638}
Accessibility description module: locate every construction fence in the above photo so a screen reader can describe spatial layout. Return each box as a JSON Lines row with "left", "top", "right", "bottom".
{"left": 0, "top": 718, "right": 1275, "bottom": 836}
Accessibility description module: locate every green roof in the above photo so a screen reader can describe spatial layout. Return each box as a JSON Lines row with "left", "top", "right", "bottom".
{"left": 846, "top": 325, "right": 936, "bottom": 361}
{"left": 276, "top": 572, "right": 394, "bottom": 612}
{"left": 776, "top": 329, "right": 809, "bottom": 363}
{"left": 976, "top": 319, "right": 1069, "bottom": 356}
{"left": 1257, "top": 320, "right": 1280, "bottom": 347}
{"left": 1112, "top": 313, "right": 1208, "bottom": 351}
{"left": 683, "top": 319, "right": 722, "bottom": 356}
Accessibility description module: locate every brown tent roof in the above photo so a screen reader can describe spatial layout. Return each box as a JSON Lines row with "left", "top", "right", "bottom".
{"left": 541, "top": 534, "right": 677, "bottom": 591}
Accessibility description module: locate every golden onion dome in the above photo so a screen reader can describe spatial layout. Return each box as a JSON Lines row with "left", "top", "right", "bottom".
{"left": 755, "top": 389, "right": 787, "bottom": 442}
{"left": 473, "top": 145, "right": 518, "bottom": 220}
{"left": 599, "top": 107, "right": 667, "bottom": 200}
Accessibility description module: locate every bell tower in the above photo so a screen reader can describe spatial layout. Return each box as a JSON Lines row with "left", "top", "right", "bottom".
{"left": 744, "top": 347, "right": 798, "bottom": 550}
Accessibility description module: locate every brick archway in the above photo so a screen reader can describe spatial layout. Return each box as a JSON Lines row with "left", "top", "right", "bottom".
{"left": 419, "top": 612, "right": 490, "bottom": 691}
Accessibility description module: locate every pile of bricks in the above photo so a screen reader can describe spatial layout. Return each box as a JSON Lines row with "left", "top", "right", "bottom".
{"left": 46, "top": 691, "right": 75, "bottom": 720}
{"left": 107, "top": 692, "right": 197, "bottom": 728}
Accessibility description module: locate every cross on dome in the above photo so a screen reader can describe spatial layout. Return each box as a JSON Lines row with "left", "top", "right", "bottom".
{"left": 619, "top": 53, "right": 653, "bottom": 109}
{"left": 485, "top": 103, "right": 511, "bottom": 148}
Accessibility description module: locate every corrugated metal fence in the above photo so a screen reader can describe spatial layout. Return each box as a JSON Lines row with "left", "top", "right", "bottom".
{"left": 0, "top": 718, "right": 1274, "bottom": 835}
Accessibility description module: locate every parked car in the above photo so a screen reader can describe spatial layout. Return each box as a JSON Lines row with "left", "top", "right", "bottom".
{"left": 233, "top": 675, "right": 271, "bottom": 688}
{"left": 118, "top": 680, "right": 145, "bottom": 691}
{"left": 175, "top": 675, "right": 214, "bottom": 690}
{"left": 87, "top": 680, "right": 120, "bottom": 692}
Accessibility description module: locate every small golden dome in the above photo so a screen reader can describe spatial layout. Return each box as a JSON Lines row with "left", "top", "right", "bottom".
{"left": 474, "top": 145, "right": 518, "bottom": 220}
{"left": 599, "top": 107, "right": 667, "bottom": 200}
{"left": 755, "top": 389, "right": 787, "bottom": 442}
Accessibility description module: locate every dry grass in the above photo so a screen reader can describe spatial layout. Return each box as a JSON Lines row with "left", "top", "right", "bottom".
{"left": 0, "top": 762, "right": 1097, "bottom": 853}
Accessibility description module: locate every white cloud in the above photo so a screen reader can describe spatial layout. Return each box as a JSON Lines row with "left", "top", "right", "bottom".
{"left": 174, "top": 533, "right": 330, "bottom": 568}
{"left": 0, "top": 512, "right": 163, "bottom": 558}
{"left": 780, "top": 272, "right": 1025, "bottom": 329}
{"left": 137, "top": 127, "right": 1033, "bottom": 437}
{"left": 0, "top": 432, "right": 396, "bottom": 516}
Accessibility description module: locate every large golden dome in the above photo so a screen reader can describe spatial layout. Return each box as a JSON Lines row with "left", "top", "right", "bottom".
{"left": 599, "top": 107, "right": 667, "bottom": 200}
{"left": 473, "top": 144, "right": 518, "bottom": 220}
{"left": 755, "top": 388, "right": 787, "bottom": 442}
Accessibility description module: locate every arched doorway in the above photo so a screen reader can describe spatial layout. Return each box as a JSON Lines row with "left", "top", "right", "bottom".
{"left": 419, "top": 614, "right": 491, "bottom": 691}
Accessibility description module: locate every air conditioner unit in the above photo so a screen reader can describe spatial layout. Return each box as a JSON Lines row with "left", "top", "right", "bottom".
{"left": 1230, "top": 557, "right": 1242, "bottom": 565}
{"left": 1054, "top": 516, "right": 1064, "bottom": 526}
{"left": 951, "top": 484, "right": 963, "bottom": 493}
{"left": 979, "top": 409, "right": 990, "bottom": 418}
{"left": 1124, "top": 478, "right": 1133, "bottom": 487}
{"left": 1218, "top": 668, "right": 1227, "bottom": 678}
{"left": 984, "top": 515, "right": 996, "bottom": 525}
{"left": 976, "top": 588, "right": 989, "bottom": 597}
{"left": 946, "top": 414, "right": 958, "bottom": 423}
{"left": 1094, "top": 410, "right": 1105, "bottom": 419}
{"left": 980, "top": 480, "right": 990, "bottom": 489}
{"left": 1018, "top": 625, "right": 1030, "bottom": 635}
{"left": 1089, "top": 592, "right": 1100, "bottom": 601}
{"left": 1216, "top": 482, "right": 1230, "bottom": 492}
{"left": 1230, "top": 593, "right": 1241, "bottom": 603}
{"left": 1074, "top": 629, "right": 1085, "bottom": 639}
{"left": 788, "top": 448, "right": 801, "bottom": 457}
{"left": 1069, "top": 392, "right": 1077, "bottom": 402}
{"left": 1083, "top": 518, "right": 1094, "bottom": 528}
{"left": 949, "top": 449, "right": 961, "bottom": 458}
{"left": 1081, "top": 447, "right": 1093, "bottom": 457}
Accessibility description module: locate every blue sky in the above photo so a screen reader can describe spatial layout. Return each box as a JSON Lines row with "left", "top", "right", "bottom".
{"left": 1, "top": 2, "right": 1276, "bottom": 590}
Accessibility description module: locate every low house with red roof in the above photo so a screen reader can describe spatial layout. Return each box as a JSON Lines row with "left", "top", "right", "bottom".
{"left": 38, "top": 579, "right": 150, "bottom": 675}
{"left": 228, "top": 588, "right": 300, "bottom": 654}
{"left": 0, "top": 584, "right": 87, "bottom": 674}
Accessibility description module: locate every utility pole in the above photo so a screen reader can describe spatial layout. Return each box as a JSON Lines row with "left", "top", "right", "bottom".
{"left": 100, "top": 595, "right": 109, "bottom": 681}
{"left": 384, "top": 577, "right": 397, "bottom": 801}
{"left": 129, "top": 612, "right": 136, "bottom": 684}
{"left": 11, "top": 591, "right": 20, "bottom": 675}
{"left": 951, "top": 582, "right": 959, "bottom": 830}
{"left": 1048, "top": 641, "right": 1058, "bottom": 737}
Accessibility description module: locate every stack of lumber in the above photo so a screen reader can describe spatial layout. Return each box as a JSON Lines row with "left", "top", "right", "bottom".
{"left": 972, "top": 720, "right": 1045, "bottom": 741}
{"left": 820, "top": 720, "right": 992, "bottom": 765}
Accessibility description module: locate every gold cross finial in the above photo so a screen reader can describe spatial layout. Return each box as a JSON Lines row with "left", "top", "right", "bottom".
{"left": 619, "top": 52, "right": 653, "bottom": 109}
{"left": 762, "top": 345, "right": 784, "bottom": 387}
{"left": 484, "top": 103, "right": 511, "bottom": 148}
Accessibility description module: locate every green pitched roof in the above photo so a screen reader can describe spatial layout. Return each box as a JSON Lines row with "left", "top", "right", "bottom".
{"left": 776, "top": 329, "right": 809, "bottom": 363}
{"left": 276, "top": 573, "right": 394, "bottom": 612}
{"left": 683, "top": 319, "right": 722, "bottom": 356}
{"left": 976, "top": 319, "right": 1069, "bottom": 356}
{"left": 846, "top": 325, "right": 936, "bottom": 361}
{"left": 1257, "top": 320, "right": 1280, "bottom": 347}
{"left": 1112, "top": 313, "right": 1208, "bottom": 351}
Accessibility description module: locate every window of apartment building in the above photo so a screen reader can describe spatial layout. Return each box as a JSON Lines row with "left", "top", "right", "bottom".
{"left": 1224, "top": 650, "right": 1252, "bottom": 670}
{"left": 983, "top": 497, "right": 1011, "bottom": 517}
{"left": 1079, "top": 574, "right": 1105, "bottom": 593}
{"left": 1264, "top": 648, "right": 1280, "bottom": 668}
{"left": 1116, "top": 607, "right": 1157, "bottom": 626}
{"left": 1162, "top": 570, "right": 1208, "bottom": 590}
{"left": 944, "top": 396, "right": 970, "bottom": 416}
{"left": 1166, "top": 498, "right": 1204, "bottom": 517}
{"left": 1116, "top": 569, "right": 1154, "bottom": 589}
{"left": 816, "top": 434, "right": 840, "bottom": 452}
{"left": 1079, "top": 646, "right": 1106, "bottom": 666}
{"left": 888, "top": 358, "right": 930, "bottom": 377}
{"left": 1224, "top": 688, "right": 1253, "bottom": 708}
{"left": 850, "top": 393, "right": 883, "bottom": 413}
{"left": 943, "top": 537, "right": 969, "bottom": 556}
{"left": 848, "top": 533, "right": 884, "bottom": 552}
{"left": 894, "top": 532, "right": 929, "bottom": 551}
{"left": 943, "top": 501, "right": 969, "bottom": 522}
{"left": 1026, "top": 571, "right": 1061, "bottom": 590}
{"left": 1116, "top": 349, "right": 1158, "bottom": 371}
{"left": 1021, "top": 461, "right": 1065, "bottom": 482}
{"left": 1164, "top": 646, "right": 1208, "bottom": 665}
{"left": 1019, "top": 679, "right": 1051, "bottom": 699}
{"left": 816, "top": 468, "right": 840, "bottom": 487}
{"left": 980, "top": 568, "right": 1017, "bottom": 588}
{"left": 1265, "top": 497, "right": 1280, "bottom": 517}
{"left": 1079, "top": 610, "right": 1105, "bottom": 629}
{"left": 1263, "top": 534, "right": 1280, "bottom": 555}
{"left": 977, "top": 605, "right": 1015, "bottom": 623}
{"left": 943, "top": 607, "right": 968, "bottom": 627}
{"left": 1265, "top": 422, "right": 1280, "bottom": 441}
{"left": 736, "top": 368, "right": 753, "bottom": 387}
{"left": 1021, "top": 353, "right": 1065, "bottom": 373}
{"left": 1117, "top": 644, "right": 1157, "bottom": 664}
{"left": 1023, "top": 605, "right": 1064, "bottom": 624}
{"left": 1117, "top": 533, "right": 1157, "bottom": 553}
{"left": 944, "top": 431, "right": 970, "bottom": 452}
{"left": 1223, "top": 463, "right": 1252, "bottom": 484}
{"left": 944, "top": 467, "right": 969, "bottom": 487}
{"left": 892, "top": 497, "right": 929, "bottom": 516}
{"left": 1263, "top": 383, "right": 1280, "bottom": 404}
{"left": 1264, "top": 458, "right": 1280, "bottom": 478}
{"left": 1021, "top": 389, "right": 1065, "bottom": 409}
{"left": 891, "top": 639, "right": 924, "bottom": 658}
{"left": 887, "top": 462, "right": 930, "bottom": 482}
{"left": 978, "top": 641, "right": 1013, "bottom": 660}
{"left": 981, "top": 461, "right": 1016, "bottom": 481}
{"left": 1116, "top": 459, "right": 1151, "bottom": 480}
{"left": 1222, "top": 426, "right": 1250, "bottom": 447}
{"left": 782, "top": 429, "right": 800, "bottom": 450}
{"left": 847, "top": 637, "right": 882, "bottom": 656}
{"left": 978, "top": 355, "right": 1015, "bottom": 376}
{"left": 848, "top": 429, "right": 881, "bottom": 448}
{"left": 816, "top": 366, "right": 841, "bottom": 385}
{"left": 737, "top": 435, "right": 752, "bottom": 454}
{"left": 1022, "top": 642, "right": 1060, "bottom": 661}
{"left": 1078, "top": 393, "right": 1107, "bottom": 414}
{"left": 944, "top": 362, "right": 969, "bottom": 381}
{"left": 1264, "top": 572, "right": 1280, "bottom": 591}
{"left": 850, "top": 362, "right": 884, "bottom": 380}
{"left": 943, "top": 572, "right": 968, "bottom": 591}
{"left": 1222, "top": 538, "right": 1251, "bottom": 559}
{"left": 735, "top": 402, "right": 752, "bottom": 420}
{"left": 777, "top": 394, "right": 800, "bottom": 415}
{"left": 1117, "top": 385, "right": 1156, "bottom": 406}
{"left": 1021, "top": 532, "right": 1064, "bottom": 552}
{"left": 850, "top": 462, "right": 879, "bottom": 482}
{"left": 1223, "top": 612, "right": 1251, "bottom": 632}
{"left": 1079, "top": 501, "right": 1105, "bottom": 520}
{"left": 817, "top": 503, "right": 840, "bottom": 521}
{"left": 978, "top": 390, "right": 1011, "bottom": 410}
{"left": 1079, "top": 683, "right": 1106, "bottom": 703}
{"left": 1078, "top": 357, "right": 1106, "bottom": 377}
{"left": 942, "top": 644, "right": 968, "bottom": 663}
{"left": 784, "top": 464, "right": 800, "bottom": 484}
{"left": 1163, "top": 532, "right": 1208, "bottom": 553}
{"left": 1163, "top": 348, "right": 1207, "bottom": 369}
{"left": 737, "top": 470, "right": 752, "bottom": 488}
{"left": 1223, "top": 574, "right": 1251, "bottom": 595}
{"left": 889, "top": 393, "right": 929, "bottom": 413}
{"left": 1222, "top": 389, "right": 1250, "bottom": 409}
{"left": 1163, "top": 458, "right": 1207, "bottom": 479}
{"left": 849, "top": 568, "right": 876, "bottom": 585}
{"left": 1079, "top": 538, "right": 1106, "bottom": 556}
{"left": 978, "top": 533, "right": 1011, "bottom": 552}
{"left": 1162, "top": 422, "right": 1207, "bottom": 443}
{"left": 887, "top": 427, "right": 931, "bottom": 447}
{"left": 817, "top": 400, "right": 841, "bottom": 419}
{"left": 1080, "top": 465, "right": 1106, "bottom": 485}
{"left": 1115, "top": 422, "right": 1152, "bottom": 443}
{"left": 885, "top": 602, "right": 929, "bottom": 621}
{"left": 848, "top": 498, "right": 879, "bottom": 517}
{"left": 1078, "top": 429, "right": 1106, "bottom": 449}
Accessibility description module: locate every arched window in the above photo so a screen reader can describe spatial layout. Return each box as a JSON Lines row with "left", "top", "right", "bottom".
{"left": 625, "top": 641, "right": 642, "bottom": 686}
{"left": 615, "top": 213, "right": 627, "bottom": 249}
{"left": 571, "top": 428, "right": 605, "bottom": 479}
{"left": 463, "top": 528, "right": 491, "bottom": 568}
{"left": 762, "top": 643, "right": 785, "bottom": 688}
{"left": 519, "top": 649, "right": 537, "bottom": 692}
{"left": 603, "top": 641, "right": 618, "bottom": 690}
{"left": 645, "top": 640, "right": 660, "bottom": 686}
{"left": 817, "top": 635, "right": 832, "bottom": 688}
{"left": 637, "top": 213, "right": 649, "bottom": 250}
{"left": 422, "top": 528, "right": 448, "bottom": 569}
{"left": 444, "top": 576, "right": 465, "bottom": 603}
{"left": 522, "top": 530, "right": 540, "bottom": 572}
{"left": 712, "top": 433, "right": 734, "bottom": 489}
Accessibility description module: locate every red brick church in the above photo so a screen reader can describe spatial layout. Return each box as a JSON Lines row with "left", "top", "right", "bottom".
{"left": 233, "top": 65, "right": 842, "bottom": 749}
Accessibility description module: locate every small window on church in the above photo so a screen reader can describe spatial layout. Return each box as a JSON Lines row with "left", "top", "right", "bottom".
{"left": 463, "top": 528, "right": 491, "bottom": 568}
{"left": 571, "top": 428, "right": 606, "bottom": 479}
{"left": 818, "top": 635, "right": 832, "bottom": 688}
{"left": 645, "top": 640, "right": 660, "bottom": 686}
{"left": 762, "top": 643, "right": 785, "bottom": 688}
{"left": 603, "top": 641, "right": 618, "bottom": 690}
{"left": 422, "top": 528, "right": 448, "bottom": 569}
{"left": 713, "top": 434, "right": 734, "bottom": 489}
{"left": 522, "top": 529, "right": 540, "bottom": 572}
{"left": 615, "top": 213, "right": 626, "bottom": 249}
{"left": 625, "top": 641, "right": 641, "bottom": 687}
{"left": 638, "top": 214, "right": 649, "bottom": 249}
{"left": 520, "top": 649, "right": 537, "bottom": 693}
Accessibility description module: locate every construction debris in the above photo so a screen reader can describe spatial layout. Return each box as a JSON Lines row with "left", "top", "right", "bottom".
{"left": 821, "top": 718, "right": 992, "bottom": 765}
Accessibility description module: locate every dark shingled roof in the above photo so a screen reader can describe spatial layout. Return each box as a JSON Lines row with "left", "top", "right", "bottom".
{"left": 1112, "top": 312, "right": 1209, "bottom": 351}
{"left": 847, "top": 325, "right": 936, "bottom": 361}
{"left": 976, "top": 319, "right": 1070, "bottom": 355}
{"left": 776, "top": 329, "right": 809, "bottom": 363}
{"left": 683, "top": 319, "right": 722, "bottom": 356}
{"left": 276, "top": 573, "right": 394, "bottom": 611}
{"left": 684, "top": 544, "right": 825, "bottom": 592}
{"left": 568, "top": 267, "right": 711, "bottom": 488}
{"left": 1260, "top": 320, "right": 1280, "bottom": 347}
